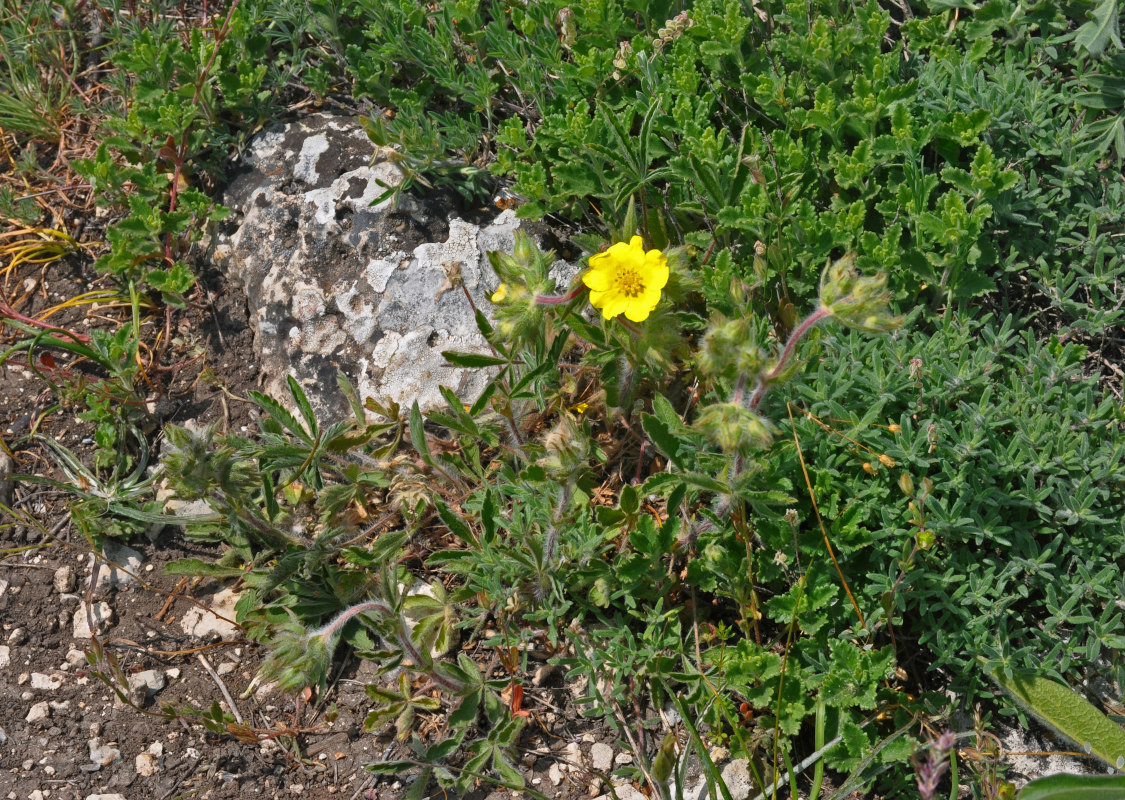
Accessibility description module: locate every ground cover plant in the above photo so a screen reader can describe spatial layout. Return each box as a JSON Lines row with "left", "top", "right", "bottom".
{"left": 2, "top": 0, "right": 1125, "bottom": 798}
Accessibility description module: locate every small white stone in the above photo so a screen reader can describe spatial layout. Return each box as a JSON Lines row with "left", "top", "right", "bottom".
{"left": 127, "top": 669, "right": 166, "bottom": 699}
{"left": 0, "top": 645, "right": 9, "bottom": 668}
{"left": 72, "top": 602, "right": 114, "bottom": 639}
{"left": 179, "top": 587, "right": 241, "bottom": 640}
{"left": 614, "top": 752, "right": 633, "bottom": 765}
{"left": 719, "top": 758, "right": 753, "bottom": 800}
{"left": 135, "top": 751, "right": 160, "bottom": 777}
{"left": 565, "top": 741, "right": 584, "bottom": 768}
{"left": 66, "top": 649, "right": 87, "bottom": 666}
{"left": 29, "top": 791, "right": 45, "bottom": 800}
{"left": 25, "top": 701, "right": 49, "bottom": 723}
{"left": 548, "top": 762, "right": 564, "bottom": 786}
{"left": 48, "top": 701, "right": 69, "bottom": 712}
{"left": 89, "top": 737, "right": 121, "bottom": 767}
{"left": 94, "top": 541, "right": 145, "bottom": 590}
{"left": 590, "top": 742, "right": 614, "bottom": 772}
{"left": 30, "top": 672, "right": 62, "bottom": 690}
{"left": 54, "top": 565, "right": 75, "bottom": 593}
{"left": 85, "top": 795, "right": 128, "bottom": 800}
{"left": 166, "top": 667, "right": 181, "bottom": 680}
{"left": 216, "top": 662, "right": 236, "bottom": 676}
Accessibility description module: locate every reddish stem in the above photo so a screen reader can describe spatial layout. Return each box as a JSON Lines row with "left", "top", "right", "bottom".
{"left": 747, "top": 305, "right": 831, "bottom": 412}
{"left": 534, "top": 284, "right": 588, "bottom": 305}
{"left": 0, "top": 298, "right": 90, "bottom": 343}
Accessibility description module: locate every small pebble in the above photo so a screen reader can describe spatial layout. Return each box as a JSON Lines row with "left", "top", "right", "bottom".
{"left": 25, "top": 701, "right": 49, "bottom": 723}
{"left": 54, "top": 565, "right": 75, "bottom": 593}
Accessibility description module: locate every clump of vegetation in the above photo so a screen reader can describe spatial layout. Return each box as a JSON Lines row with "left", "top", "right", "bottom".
{"left": 4, "top": 0, "right": 1125, "bottom": 798}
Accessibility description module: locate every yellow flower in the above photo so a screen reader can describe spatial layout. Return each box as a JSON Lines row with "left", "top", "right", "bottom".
{"left": 491, "top": 283, "right": 509, "bottom": 303}
{"left": 582, "top": 236, "right": 668, "bottom": 322}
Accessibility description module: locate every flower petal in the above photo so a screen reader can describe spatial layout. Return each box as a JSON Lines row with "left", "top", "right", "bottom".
{"left": 600, "top": 293, "right": 630, "bottom": 319}
{"left": 583, "top": 267, "right": 610, "bottom": 291}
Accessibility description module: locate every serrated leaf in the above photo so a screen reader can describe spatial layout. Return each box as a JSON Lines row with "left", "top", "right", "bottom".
{"left": 286, "top": 375, "right": 319, "bottom": 437}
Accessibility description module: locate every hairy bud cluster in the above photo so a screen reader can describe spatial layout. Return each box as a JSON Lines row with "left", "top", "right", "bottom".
{"left": 612, "top": 40, "right": 634, "bottom": 80}
{"left": 818, "top": 254, "right": 901, "bottom": 333}
{"left": 652, "top": 12, "right": 693, "bottom": 50}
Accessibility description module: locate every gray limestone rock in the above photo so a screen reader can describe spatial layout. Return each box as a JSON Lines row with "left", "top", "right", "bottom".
{"left": 209, "top": 112, "right": 573, "bottom": 418}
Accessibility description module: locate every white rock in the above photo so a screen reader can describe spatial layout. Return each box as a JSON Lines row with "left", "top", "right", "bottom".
{"left": 591, "top": 784, "right": 647, "bottom": 800}
{"left": 709, "top": 746, "right": 730, "bottom": 763}
{"left": 216, "top": 661, "right": 235, "bottom": 676}
{"left": 0, "top": 645, "right": 9, "bottom": 668}
{"left": 128, "top": 669, "right": 166, "bottom": 698}
{"left": 548, "top": 762, "right": 564, "bottom": 786}
{"left": 25, "top": 701, "right": 49, "bottom": 723}
{"left": 85, "top": 795, "right": 128, "bottom": 800}
{"left": 88, "top": 737, "right": 121, "bottom": 767}
{"left": 614, "top": 752, "right": 633, "bottom": 765}
{"left": 590, "top": 742, "right": 614, "bottom": 772}
{"left": 565, "top": 741, "right": 584, "bottom": 769}
{"left": 719, "top": 758, "right": 753, "bottom": 800}
{"left": 0, "top": 726, "right": 6, "bottom": 745}
{"left": 54, "top": 565, "right": 75, "bottom": 593}
{"left": 72, "top": 601, "right": 114, "bottom": 639}
{"left": 66, "top": 648, "right": 87, "bottom": 666}
{"left": 29, "top": 791, "right": 45, "bottom": 800}
{"left": 93, "top": 541, "right": 144, "bottom": 590}
{"left": 179, "top": 586, "right": 241, "bottom": 640}
{"left": 135, "top": 749, "right": 160, "bottom": 776}
{"left": 30, "top": 672, "right": 62, "bottom": 690}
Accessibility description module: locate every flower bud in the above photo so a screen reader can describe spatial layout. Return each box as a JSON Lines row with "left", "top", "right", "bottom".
{"left": 696, "top": 402, "right": 774, "bottom": 453}
{"left": 878, "top": 453, "right": 896, "bottom": 468}
{"left": 898, "top": 472, "right": 914, "bottom": 496}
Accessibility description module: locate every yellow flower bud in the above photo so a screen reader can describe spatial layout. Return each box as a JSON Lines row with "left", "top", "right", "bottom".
{"left": 878, "top": 453, "right": 896, "bottom": 468}
{"left": 862, "top": 461, "right": 876, "bottom": 475}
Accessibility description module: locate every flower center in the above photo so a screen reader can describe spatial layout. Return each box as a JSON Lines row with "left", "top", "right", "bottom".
{"left": 615, "top": 266, "right": 644, "bottom": 298}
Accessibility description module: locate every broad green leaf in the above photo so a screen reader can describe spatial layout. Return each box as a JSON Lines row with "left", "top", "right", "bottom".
{"left": 1019, "top": 774, "right": 1125, "bottom": 800}
{"left": 986, "top": 664, "right": 1125, "bottom": 770}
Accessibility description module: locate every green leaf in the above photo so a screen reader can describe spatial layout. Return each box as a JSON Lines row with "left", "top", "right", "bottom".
{"left": 409, "top": 401, "right": 433, "bottom": 464}
{"left": 492, "top": 749, "right": 525, "bottom": 788}
{"left": 249, "top": 390, "right": 312, "bottom": 445}
{"left": 985, "top": 663, "right": 1125, "bottom": 770}
{"left": 164, "top": 558, "right": 244, "bottom": 578}
{"left": 1074, "top": 0, "right": 1123, "bottom": 56}
{"left": 435, "top": 498, "right": 476, "bottom": 546}
{"left": 442, "top": 350, "right": 509, "bottom": 368}
{"left": 286, "top": 375, "right": 319, "bottom": 438}
{"left": 1018, "top": 774, "right": 1125, "bottom": 800}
